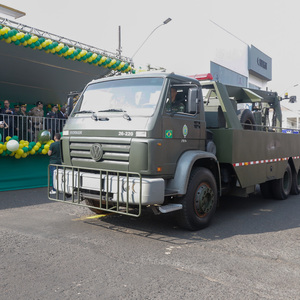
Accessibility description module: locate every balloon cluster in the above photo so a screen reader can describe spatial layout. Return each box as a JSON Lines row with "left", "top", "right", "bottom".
{"left": 0, "top": 133, "right": 53, "bottom": 159}
{"left": 0, "top": 24, "right": 134, "bottom": 73}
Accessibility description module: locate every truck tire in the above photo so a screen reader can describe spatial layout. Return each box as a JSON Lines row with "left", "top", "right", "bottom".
{"left": 290, "top": 167, "right": 300, "bottom": 195}
{"left": 272, "top": 164, "right": 292, "bottom": 200}
{"left": 176, "top": 167, "right": 218, "bottom": 230}
{"left": 237, "top": 109, "right": 256, "bottom": 130}
{"left": 85, "top": 198, "right": 106, "bottom": 214}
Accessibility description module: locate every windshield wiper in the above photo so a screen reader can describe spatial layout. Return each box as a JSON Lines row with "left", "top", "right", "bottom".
{"left": 74, "top": 110, "right": 95, "bottom": 114}
{"left": 98, "top": 109, "right": 126, "bottom": 112}
{"left": 123, "top": 113, "right": 131, "bottom": 121}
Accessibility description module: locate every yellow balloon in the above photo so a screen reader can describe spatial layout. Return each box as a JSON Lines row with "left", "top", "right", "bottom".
{"left": 3, "top": 145, "right": 7, "bottom": 151}
{"left": 5, "top": 38, "right": 12, "bottom": 44}
{"left": 6, "top": 136, "right": 11, "bottom": 142}
{"left": 100, "top": 56, "right": 107, "bottom": 64}
{"left": 42, "top": 149, "right": 47, "bottom": 155}
{"left": 0, "top": 149, "right": 3, "bottom": 154}
{"left": 3, "top": 26, "right": 10, "bottom": 33}
{"left": 0, "top": 144, "right": 2, "bottom": 149}
{"left": 27, "top": 39, "right": 32, "bottom": 45}
{"left": 15, "top": 154, "right": 21, "bottom": 159}
{"left": 11, "top": 36, "right": 17, "bottom": 42}
{"left": 33, "top": 145, "right": 39, "bottom": 151}
{"left": 44, "top": 144, "right": 49, "bottom": 151}
{"left": 80, "top": 50, "right": 87, "bottom": 57}
{"left": 17, "top": 149, "right": 24, "bottom": 156}
{"left": 22, "top": 153, "right": 27, "bottom": 158}
{"left": 30, "top": 149, "right": 36, "bottom": 155}
{"left": 36, "top": 142, "right": 41, "bottom": 147}
{"left": 32, "top": 36, "right": 38, "bottom": 43}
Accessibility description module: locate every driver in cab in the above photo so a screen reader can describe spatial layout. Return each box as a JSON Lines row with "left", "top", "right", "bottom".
{"left": 166, "top": 87, "right": 185, "bottom": 113}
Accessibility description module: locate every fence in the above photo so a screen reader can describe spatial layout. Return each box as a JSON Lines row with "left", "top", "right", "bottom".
{"left": 0, "top": 113, "right": 67, "bottom": 142}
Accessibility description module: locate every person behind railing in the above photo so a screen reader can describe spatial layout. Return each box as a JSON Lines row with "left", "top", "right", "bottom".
{"left": 60, "top": 106, "right": 68, "bottom": 119}
{"left": 13, "top": 104, "right": 22, "bottom": 137}
{"left": 19, "top": 104, "right": 29, "bottom": 140}
{"left": 1, "top": 99, "right": 14, "bottom": 139}
{"left": 46, "top": 104, "right": 64, "bottom": 139}
{"left": 48, "top": 132, "right": 61, "bottom": 195}
{"left": 0, "top": 119, "right": 9, "bottom": 142}
{"left": 28, "top": 101, "right": 44, "bottom": 141}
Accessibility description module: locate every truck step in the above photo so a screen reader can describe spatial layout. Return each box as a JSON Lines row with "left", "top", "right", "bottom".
{"left": 158, "top": 204, "right": 183, "bottom": 214}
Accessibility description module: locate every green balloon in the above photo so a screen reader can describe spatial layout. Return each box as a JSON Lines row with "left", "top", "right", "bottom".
{"left": 37, "top": 130, "right": 51, "bottom": 144}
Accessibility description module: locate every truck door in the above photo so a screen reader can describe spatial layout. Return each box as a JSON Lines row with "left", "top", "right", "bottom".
{"left": 161, "top": 81, "right": 206, "bottom": 175}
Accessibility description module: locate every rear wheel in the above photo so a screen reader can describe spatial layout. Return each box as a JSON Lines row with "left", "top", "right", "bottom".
{"left": 272, "top": 164, "right": 292, "bottom": 200}
{"left": 176, "top": 167, "right": 218, "bottom": 230}
{"left": 290, "top": 167, "right": 300, "bottom": 195}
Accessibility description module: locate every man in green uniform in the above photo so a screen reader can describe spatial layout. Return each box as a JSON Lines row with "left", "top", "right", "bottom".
{"left": 48, "top": 133, "right": 61, "bottom": 194}
{"left": 165, "top": 87, "right": 185, "bottom": 113}
{"left": 13, "top": 104, "right": 22, "bottom": 137}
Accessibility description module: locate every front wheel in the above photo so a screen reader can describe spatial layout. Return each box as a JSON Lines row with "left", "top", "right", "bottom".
{"left": 176, "top": 167, "right": 218, "bottom": 230}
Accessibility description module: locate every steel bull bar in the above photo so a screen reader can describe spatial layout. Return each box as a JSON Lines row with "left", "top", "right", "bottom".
{"left": 48, "top": 164, "right": 165, "bottom": 217}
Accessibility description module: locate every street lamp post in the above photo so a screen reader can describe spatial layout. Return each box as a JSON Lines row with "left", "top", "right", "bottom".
{"left": 131, "top": 18, "right": 172, "bottom": 62}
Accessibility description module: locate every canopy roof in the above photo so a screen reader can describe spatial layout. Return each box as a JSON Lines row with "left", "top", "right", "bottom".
{"left": 0, "top": 17, "right": 134, "bottom": 105}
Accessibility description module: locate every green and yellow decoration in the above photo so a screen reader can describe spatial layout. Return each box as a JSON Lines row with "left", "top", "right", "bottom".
{"left": 0, "top": 131, "right": 53, "bottom": 159}
{"left": 0, "top": 24, "right": 134, "bottom": 73}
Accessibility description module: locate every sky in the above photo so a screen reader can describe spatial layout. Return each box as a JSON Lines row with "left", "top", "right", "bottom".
{"left": 1, "top": 0, "right": 300, "bottom": 106}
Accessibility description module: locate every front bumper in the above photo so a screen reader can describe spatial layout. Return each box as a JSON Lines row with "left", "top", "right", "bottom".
{"left": 49, "top": 165, "right": 164, "bottom": 208}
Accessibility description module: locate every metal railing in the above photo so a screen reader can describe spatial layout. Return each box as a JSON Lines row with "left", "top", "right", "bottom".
{"left": 48, "top": 164, "right": 142, "bottom": 217}
{"left": 0, "top": 113, "right": 67, "bottom": 142}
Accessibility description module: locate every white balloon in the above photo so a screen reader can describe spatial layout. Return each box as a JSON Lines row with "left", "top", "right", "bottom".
{"left": 7, "top": 140, "right": 19, "bottom": 152}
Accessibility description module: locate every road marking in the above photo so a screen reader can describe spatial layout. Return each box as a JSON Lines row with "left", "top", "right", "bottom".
{"left": 72, "top": 213, "right": 113, "bottom": 221}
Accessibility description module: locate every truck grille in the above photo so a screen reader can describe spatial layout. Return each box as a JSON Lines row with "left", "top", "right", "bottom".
{"left": 69, "top": 137, "right": 131, "bottom": 165}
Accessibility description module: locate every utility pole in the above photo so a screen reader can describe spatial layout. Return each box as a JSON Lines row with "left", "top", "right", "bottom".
{"left": 116, "top": 25, "right": 122, "bottom": 58}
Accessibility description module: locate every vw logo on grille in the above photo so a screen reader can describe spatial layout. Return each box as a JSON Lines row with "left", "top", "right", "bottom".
{"left": 90, "top": 143, "right": 103, "bottom": 161}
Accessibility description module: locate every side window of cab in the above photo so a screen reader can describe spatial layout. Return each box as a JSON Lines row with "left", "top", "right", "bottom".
{"left": 165, "top": 85, "right": 187, "bottom": 113}
{"left": 165, "top": 82, "right": 197, "bottom": 114}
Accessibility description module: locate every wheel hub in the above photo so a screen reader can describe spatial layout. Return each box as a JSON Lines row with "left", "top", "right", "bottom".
{"left": 195, "top": 184, "right": 214, "bottom": 216}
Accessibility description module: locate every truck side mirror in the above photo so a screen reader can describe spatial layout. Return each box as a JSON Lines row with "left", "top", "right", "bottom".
{"left": 67, "top": 91, "right": 79, "bottom": 116}
{"left": 67, "top": 96, "right": 73, "bottom": 116}
{"left": 187, "top": 88, "right": 198, "bottom": 114}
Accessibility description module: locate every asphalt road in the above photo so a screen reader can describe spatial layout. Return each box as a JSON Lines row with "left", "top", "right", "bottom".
{"left": 0, "top": 187, "right": 299, "bottom": 300}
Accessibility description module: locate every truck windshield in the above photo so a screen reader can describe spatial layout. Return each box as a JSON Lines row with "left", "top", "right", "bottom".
{"left": 77, "top": 77, "right": 164, "bottom": 117}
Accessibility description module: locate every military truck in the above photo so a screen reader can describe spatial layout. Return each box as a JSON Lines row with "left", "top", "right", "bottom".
{"left": 48, "top": 72, "right": 300, "bottom": 230}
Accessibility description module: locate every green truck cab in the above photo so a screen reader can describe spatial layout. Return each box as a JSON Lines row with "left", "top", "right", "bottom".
{"left": 49, "top": 72, "right": 300, "bottom": 230}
